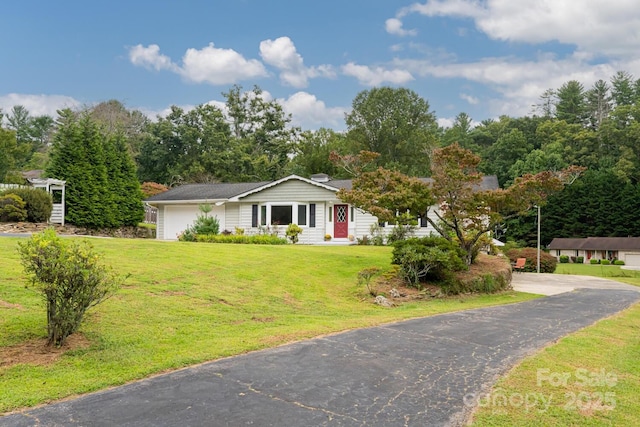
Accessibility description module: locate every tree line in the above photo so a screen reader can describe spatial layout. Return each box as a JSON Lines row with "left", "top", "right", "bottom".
{"left": 2, "top": 72, "right": 640, "bottom": 240}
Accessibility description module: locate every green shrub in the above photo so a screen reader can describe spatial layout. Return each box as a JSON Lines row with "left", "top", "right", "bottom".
{"left": 506, "top": 248, "right": 557, "bottom": 273}
{"left": 601, "top": 259, "right": 611, "bottom": 265}
{"left": 392, "top": 237, "right": 466, "bottom": 287}
{"left": 0, "top": 194, "right": 28, "bottom": 222}
{"left": 17, "top": 229, "right": 123, "bottom": 347}
{"left": 576, "top": 256, "right": 584, "bottom": 264}
{"left": 559, "top": 255, "right": 570, "bottom": 263}
{"left": 285, "top": 223, "right": 303, "bottom": 244}
{"left": 0, "top": 188, "right": 53, "bottom": 222}
{"left": 178, "top": 204, "right": 220, "bottom": 241}
{"left": 386, "top": 223, "right": 416, "bottom": 245}
{"left": 442, "top": 272, "right": 511, "bottom": 295}
{"left": 357, "top": 235, "right": 371, "bottom": 245}
{"left": 590, "top": 258, "right": 600, "bottom": 264}
{"left": 614, "top": 260, "right": 625, "bottom": 265}
{"left": 195, "top": 234, "right": 287, "bottom": 244}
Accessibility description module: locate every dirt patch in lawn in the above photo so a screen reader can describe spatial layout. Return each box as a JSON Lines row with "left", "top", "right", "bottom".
{"left": 0, "top": 299, "right": 24, "bottom": 310}
{"left": 0, "top": 334, "right": 91, "bottom": 369}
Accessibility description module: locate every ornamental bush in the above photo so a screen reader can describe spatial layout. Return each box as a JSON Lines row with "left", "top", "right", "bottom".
{"left": 614, "top": 260, "right": 625, "bottom": 265}
{"left": 17, "top": 229, "right": 123, "bottom": 347}
{"left": 285, "top": 223, "right": 303, "bottom": 244}
{"left": 559, "top": 255, "right": 570, "bottom": 263}
{"left": 601, "top": 259, "right": 610, "bottom": 265}
{"left": 392, "top": 237, "right": 466, "bottom": 287}
{"left": 0, "top": 194, "right": 27, "bottom": 222}
{"left": 179, "top": 204, "right": 220, "bottom": 241}
{"left": 0, "top": 188, "right": 52, "bottom": 222}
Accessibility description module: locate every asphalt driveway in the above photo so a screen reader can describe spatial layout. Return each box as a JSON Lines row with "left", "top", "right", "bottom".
{"left": 2, "top": 275, "right": 639, "bottom": 427}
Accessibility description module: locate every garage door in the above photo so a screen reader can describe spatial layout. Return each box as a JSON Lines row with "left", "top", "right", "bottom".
{"left": 163, "top": 204, "right": 226, "bottom": 240}
{"left": 165, "top": 205, "right": 200, "bottom": 240}
{"left": 624, "top": 253, "right": 640, "bottom": 267}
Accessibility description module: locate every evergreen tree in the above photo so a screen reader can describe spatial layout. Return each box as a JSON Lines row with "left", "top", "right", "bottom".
{"left": 47, "top": 110, "right": 142, "bottom": 228}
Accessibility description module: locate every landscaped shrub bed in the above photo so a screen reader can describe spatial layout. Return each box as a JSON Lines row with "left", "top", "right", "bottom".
{"left": 443, "top": 254, "right": 512, "bottom": 295}
{"left": 195, "top": 234, "right": 287, "bottom": 244}
{"left": 506, "top": 247, "right": 557, "bottom": 273}
{"left": 0, "top": 188, "right": 52, "bottom": 222}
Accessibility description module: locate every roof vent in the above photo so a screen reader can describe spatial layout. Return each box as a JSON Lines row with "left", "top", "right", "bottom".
{"left": 310, "top": 173, "right": 330, "bottom": 183}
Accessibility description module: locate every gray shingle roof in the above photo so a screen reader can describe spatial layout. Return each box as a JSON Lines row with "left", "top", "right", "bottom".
{"left": 548, "top": 237, "right": 640, "bottom": 250}
{"left": 145, "top": 174, "right": 500, "bottom": 203}
{"left": 145, "top": 181, "right": 269, "bottom": 202}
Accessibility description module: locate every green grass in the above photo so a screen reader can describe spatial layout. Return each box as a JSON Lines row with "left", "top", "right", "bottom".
{"left": 0, "top": 237, "right": 537, "bottom": 413}
{"left": 471, "top": 266, "right": 640, "bottom": 426}
{"left": 555, "top": 263, "right": 640, "bottom": 287}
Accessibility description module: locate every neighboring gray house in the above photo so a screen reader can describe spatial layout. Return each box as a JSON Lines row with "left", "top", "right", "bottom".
{"left": 548, "top": 237, "right": 640, "bottom": 266}
{"left": 146, "top": 173, "right": 499, "bottom": 243}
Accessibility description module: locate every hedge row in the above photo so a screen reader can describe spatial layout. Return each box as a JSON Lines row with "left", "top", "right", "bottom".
{"left": 195, "top": 234, "right": 287, "bottom": 245}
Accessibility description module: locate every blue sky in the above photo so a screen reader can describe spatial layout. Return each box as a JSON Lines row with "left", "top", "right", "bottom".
{"left": 2, "top": 1, "right": 640, "bottom": 130}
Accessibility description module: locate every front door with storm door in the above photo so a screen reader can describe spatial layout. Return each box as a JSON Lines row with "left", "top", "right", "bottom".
{"left": 333, "top": 204, "right": 349, "bottom": 238}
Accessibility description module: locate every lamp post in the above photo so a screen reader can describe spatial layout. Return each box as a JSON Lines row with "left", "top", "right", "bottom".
{"left": 536, "top": 205, "right": 541, "bottom": 274}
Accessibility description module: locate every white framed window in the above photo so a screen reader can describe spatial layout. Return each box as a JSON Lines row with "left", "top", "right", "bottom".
{"left": 256, "top": 203, "right": 312, "bottom": 227}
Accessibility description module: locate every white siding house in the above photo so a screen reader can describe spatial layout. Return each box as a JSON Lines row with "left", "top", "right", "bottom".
{"left": 146, "top": 174, "right": 499, "bottom": 244}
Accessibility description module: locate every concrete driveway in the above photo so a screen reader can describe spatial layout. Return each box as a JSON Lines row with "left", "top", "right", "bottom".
{"left": 511, "top": 272, "right": 640, "bottom": 295}
{"left": 1, "top": 276, "right": 639, "bottom": 427}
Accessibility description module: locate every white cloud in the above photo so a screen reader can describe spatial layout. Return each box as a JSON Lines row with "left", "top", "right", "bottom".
{"left": 278, "top": 92, "right": 346, "bottom": 129}
{"left": 181, "top": 43, "right": 268, "bottom": 84}
{"left": 385, "top": 18, "right": 418, "bottom": 36}
{"left": 460, "top": 93, "right": 479, "bottom": 105}
{"left": 392, "top": 51, "right": 639, "bottom": 118}
{"left": 342, "top": 62, "right": 414, "bottom": 86}
{"left": 128, "top": 44, "right": 178, "bottom": 72}
{"left": 259, "top": 37, "right": 335, "bottom": 88}
{"left": 437, "top": 117, "right": 455, "bottom": 128}
{"left": 0, "top": 94, "right": 81, "bottom": 118}
{"left": 128, "top": 43, "right": 268, "bottom": 85}
{"left": 397, "top": 0, "right": 640, "bottom": 57}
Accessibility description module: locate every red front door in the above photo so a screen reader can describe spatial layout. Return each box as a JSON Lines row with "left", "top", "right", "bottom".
{"left": 334, "top": 205, "right": 348, "bottom": 238}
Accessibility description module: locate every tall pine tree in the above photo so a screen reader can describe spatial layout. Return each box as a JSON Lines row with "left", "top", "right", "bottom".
{"left": 47, "top": 109, "right": 142, "bottom": 228}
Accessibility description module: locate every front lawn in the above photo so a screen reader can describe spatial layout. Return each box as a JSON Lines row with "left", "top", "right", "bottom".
{"left": 0, "top": 237, "right": 536, "bottom": 413}
{"left": 555, "top": 263, "right": 640, "bottom": 287}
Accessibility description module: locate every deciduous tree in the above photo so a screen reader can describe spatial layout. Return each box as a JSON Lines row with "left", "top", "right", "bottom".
{"left": 345, "top": 87, "right": 437, "bottom": 176}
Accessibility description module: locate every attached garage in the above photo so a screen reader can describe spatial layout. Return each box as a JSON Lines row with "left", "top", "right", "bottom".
{"left": 161, "top": 204, "right": 225, "bottom": 240}
{"left": 623, "top": 253, "right": 640, "bottom": 267}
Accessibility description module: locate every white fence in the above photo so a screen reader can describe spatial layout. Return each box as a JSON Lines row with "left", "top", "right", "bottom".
{"left": 0, "top": 183, "right": 27, "bottom": 190}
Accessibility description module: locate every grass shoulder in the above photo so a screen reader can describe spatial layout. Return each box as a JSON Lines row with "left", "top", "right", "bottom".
{"left": 470, "top": 262, "right": 640, "bottom": 425}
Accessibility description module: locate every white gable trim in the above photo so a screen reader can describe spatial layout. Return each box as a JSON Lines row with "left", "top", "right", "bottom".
{"left": 228, "top": 174, "right": 339, "bottom": 201}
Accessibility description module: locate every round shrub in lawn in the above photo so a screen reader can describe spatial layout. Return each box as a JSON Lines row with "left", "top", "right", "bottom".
{"left": 506, "top": 247, "right": 557, "bottom": 273}
{"left": 559, "top": 255, "right": 569, "bottom": 263}
{"left": 0, "top": 188, "right": 53, "bottom": 222}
